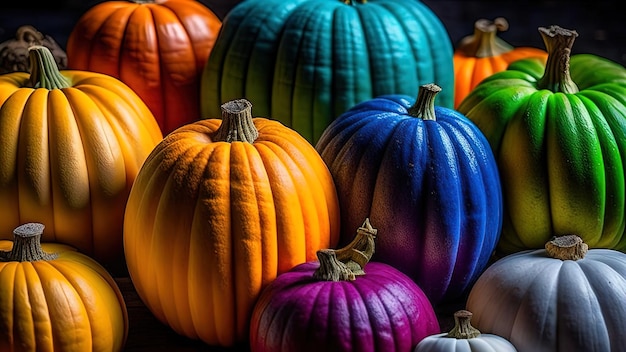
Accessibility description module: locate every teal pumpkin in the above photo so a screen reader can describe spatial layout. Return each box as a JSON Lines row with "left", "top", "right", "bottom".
{"left": 201, "top": 0, "right": 454, "bottom": 143}
{"left": 458, "top": 25, "right": 626, "bottom": 254}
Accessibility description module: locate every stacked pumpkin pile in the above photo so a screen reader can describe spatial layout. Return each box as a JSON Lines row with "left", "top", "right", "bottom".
{"left": 0, "top": 0, "right": 624, "bottom": 351}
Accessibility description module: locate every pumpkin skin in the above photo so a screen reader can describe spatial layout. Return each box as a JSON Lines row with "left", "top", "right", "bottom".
{"left": 0, "top": 223, "right": 128, "bottom": 352}
{"left": 457, "top": 26, "right": 626, "bottom": 253}
{"left": 315, "top": 85, "right": 502, "bottom": 304}
{"left": 201, "top": 0, "right": 454, "bottom": 143}
{"left": 466, "top": 235, "right": 626, "bottom": 352}
{"left": 250, "top": 220, "right": 440, "bottom": 352}
{"left": 123, "top": 99, "right": 340, "bottom": 348}
{"left": 0, "top": 46, "right": 163, "bottom": 274}
{"left": 66, "top": 0, "right": 221, "bottom": 135}
{"left": 453, "top": 17, "right": 547, "bottom": 108}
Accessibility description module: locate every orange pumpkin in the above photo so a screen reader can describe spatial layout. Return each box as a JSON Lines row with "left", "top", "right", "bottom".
{"left": 0, "top": 46, "right": 163, "bottom": 274}
{"left": 66, "top": 0, "right": 222, "bottom": 135}
{"left": 453, "top": 17, "right": 547, "bottom": 108}
{"left": 123, "top": 99, "right": 340, "bottom": 347}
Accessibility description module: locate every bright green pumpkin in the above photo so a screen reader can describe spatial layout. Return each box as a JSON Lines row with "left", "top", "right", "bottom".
{"left": 458, "top": 25, "right": 626, "bottom": 253}
{"left": 201, "top": 0, "right": 454, "bottom": 143}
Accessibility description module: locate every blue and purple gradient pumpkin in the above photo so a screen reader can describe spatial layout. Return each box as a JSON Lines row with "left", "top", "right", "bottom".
{"left": 315, "top": 84, "right": 503, "bottom": 304}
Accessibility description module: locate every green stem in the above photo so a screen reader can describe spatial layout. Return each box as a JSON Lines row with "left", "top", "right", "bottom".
{"left": 536, "top": 25, "right": 579, "bottom": 93}
{"left": 545, "top": 235, "right": 588, "bottom": 261}
{"left": 27, "top": 45, "right": 70, "bottom": 89}
{"left": 213, "top": 99, "right": 259, "bottom": 143}
{"left": 457, "top": 18, "right": 513, "bottom": 58}
{"left": 0, "top": 223, "right": 58, "bottom": 262}
{"left": 407, "top": 83, "right": 441, "bottom": 121}
{"left": 446, "top": 310, "right": 481, "bottom": 339}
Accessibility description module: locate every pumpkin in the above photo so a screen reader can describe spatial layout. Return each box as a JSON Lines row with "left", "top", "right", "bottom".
{"left": 0, "top": 223, "right": 128, "bottom": 352}
{"left": 201, "top": 0, "right": 454, "bottom": 143}
{"left": 0, "top": 46, "right": 163, "bottom": 275}
{"left": 466, "top": 235, "right": 626, "bottom": 352}
{"left": 457, "top": 25, "right": 626, "bottom": 254}
{"left": 66, "top": 0, "right": 222, "bottom": 135}
{"left": 0, "top": 25, "right": 67, "bottom": 74}
{"left": 250, "top": 219, "right": 440, "bottom": 352}
{"left": 453, "top": 17, "right": 547, "bottom": 108}
{"left": 123, "top": 98, "right": 340, "bottom": 348}
{"left": 315, "top": 84, "right": 502, "bottom": 304}
{"left": 414, "top": 310, "right": 517, "bottom": 352}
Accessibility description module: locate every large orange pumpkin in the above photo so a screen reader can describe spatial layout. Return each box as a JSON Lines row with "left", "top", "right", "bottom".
{"left": 0, "top": 46, "right": 163, "bottom": 274}
{"left": 453, "top": 17, "right": 547, "bottom": 108}
{"left": 66, "top": 0, "right": 222, "bottom": 135}
{"left": 123, "top": 99, "right": 340, "bottom": 348}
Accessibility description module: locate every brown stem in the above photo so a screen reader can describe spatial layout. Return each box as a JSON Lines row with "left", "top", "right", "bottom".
{"left": 457, "top": 18, "right": 513, "bottom": 58}
{"left": 16, "top": 25, "right": 45, "bottom": 44}
{"left": 536, "top": 25, "right": 579, "bottom": 94}
{"left": 129, "top": 0, "right": 155, "bottom": 3}
{"left": 545, "top": 235, "right": 588, "bottom": 261}
{"left": 0, "top": 223, "right": 58, "bottom": 262}
{"left": 407, "top": 83, "right": 441, "bottom": 121}
{"left": 213, "top": 99, "right": 259, "bottom": 143}
{"left": 27, "top": 45, "right": 70, "bottom": 89}
{"left": 342, "top": 0, "right": 367, "bottom": 4}
{"left": 446, "top": 310, "right": 481, "bottom": 339}
{"left": 313, "top": 218, "right": 377, "bottom": 281}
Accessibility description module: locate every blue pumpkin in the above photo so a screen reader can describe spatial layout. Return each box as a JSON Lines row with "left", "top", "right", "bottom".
{"left": 315, "top": 84, "right": 503, "bottom": 304}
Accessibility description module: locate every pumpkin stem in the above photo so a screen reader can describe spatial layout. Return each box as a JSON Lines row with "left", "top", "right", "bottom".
{"left": 536, "top": 25, "right": 579, "bottom": 94}
{"left": 313, "top": 218, "right": 377, "bottom": 281}
{"left": 446, "top": 310, "right": 481, "bottom": 339}
{"left": 27, "top": 45, "right": 70, "bottom": 89}
{"left": 128, "top": 0, "right": 155, "bottom": 3}
{"left": 545, "top": 235, "right": 588, "bottom": 261}
{"left": 214, "top": 99, "right": 259, "bottom": 143}
{"left": 407, "top": 83, "right": 441, "bottom": 121}
{"left": 342, "top": 0, "right": 367, "bottom": 4}
{"left": 457, "top": 18, "right": 513, "bottom": 58}
{"left": 0, "top": 223, "right": 58, "bottom": 262}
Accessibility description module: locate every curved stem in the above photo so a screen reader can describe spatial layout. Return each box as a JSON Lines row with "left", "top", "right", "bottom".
{"left": 0, "top": 223, "right": 58, "bottom": 262}
{"left": 213, "top": 99, "right": 259, "bottom": 143}
{"left": 545, "top": 235, "right": 588, "bottom": 261}
{"left": 16, "top": 25, "right": 44, "bottom": 44}
{"left": 342, "top": 0, "right": 367, "bottom": 4}
{"left": 407, "top": 83, "right": 441, "bottom": 121}
{"left": 27, "top": 45, "right": 70, "bottom": 89}
{"left": 446, "top": 310, "right": 481, "bottom": 339}
{"left": 457, "top": 18, "right": 513, "bottom": 58}
{"left": 536, "top": 25, "right": 579, "bottom": 93}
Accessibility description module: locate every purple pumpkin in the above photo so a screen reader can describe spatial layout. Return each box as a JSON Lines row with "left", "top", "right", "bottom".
{"left": 315, "top": 84, "right": 503, "bottom": 304}
{"left": 249, "top": 219, "right": 440, "bottom": 352}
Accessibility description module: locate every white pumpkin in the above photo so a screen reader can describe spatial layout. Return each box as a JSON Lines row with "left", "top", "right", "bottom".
{"left": 414, "top": 310, "right": 517, "bottom": 352}
{"left": 466, "top": 235, "right": 626, "bottom": 352}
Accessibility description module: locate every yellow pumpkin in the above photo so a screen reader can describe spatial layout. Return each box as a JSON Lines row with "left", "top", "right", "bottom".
{"left": 0, "top": 223, "right": 128, "bottom": 352}
{"left": 0, "top": 46, "right": 163, "bottom": 274}
{"left": 123, "top": 99, "right": 340, "bottom": 347}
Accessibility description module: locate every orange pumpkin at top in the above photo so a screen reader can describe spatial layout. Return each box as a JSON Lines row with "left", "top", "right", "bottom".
{"left": 453, "top": 17, "right": 547, "bottom": 108}
{"left": 66, "top": 0, "right": 222, "bottom": 135}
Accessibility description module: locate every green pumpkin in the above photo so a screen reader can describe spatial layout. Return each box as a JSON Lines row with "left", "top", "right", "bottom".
{"left": 201, "top": 0, "right": 454, "bottom": 143}
{"left": 458, "top": 25, "right": 626, "bottom": 253}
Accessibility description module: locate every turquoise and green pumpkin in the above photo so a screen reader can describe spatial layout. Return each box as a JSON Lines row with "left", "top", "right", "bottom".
{"left": 458, "top": 25, "right": 626, "bottom": 253}
{"left": 201, "top": 0, "right": 454, "bottom": 143}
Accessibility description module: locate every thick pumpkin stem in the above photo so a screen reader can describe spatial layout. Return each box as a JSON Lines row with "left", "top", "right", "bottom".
{"left": 342, "top": 0, "right": 367, "bottom": 4}
{"left": 313, "top": 218, "right": 377, "bottom": 281}
{"left": 27, "top": 45, "right": 70, "bottom": 89}
{"left": 214, "top": 99, "right": 259, "bottom": 143}
{"left": 536, "top": 25, "right": 579, "bottom": 94}
{"left": 0, "top": 223, "right": 58, "bottom": 262}
{"left": 545, "top": 235, "right": 588, "bottom": 261}
{"left": 407, "top": 83, "right": 441, "bottom": 121}
{"left": 457, "top": 18, "right": 513, "bottom": 58}
{"left": 446, "top": 310, "right": 481, "bottom": 339}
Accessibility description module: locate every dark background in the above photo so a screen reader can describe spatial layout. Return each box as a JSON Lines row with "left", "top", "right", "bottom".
{"left": 1, "top": 1, "right": 624, "bottom": 66}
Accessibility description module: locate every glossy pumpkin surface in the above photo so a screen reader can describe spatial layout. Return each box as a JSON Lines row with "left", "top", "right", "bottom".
{"left": 0, "top": 223, "right": 128, "bottom": 352}
{"left": 0, "top": 46, "right": 163, "bottom": 273}
{"left": 202, "top": 0, "right": 454, "bottom": 143}
{"left": 453, "top": 17, "right": 547, "bottom": 108}
{"left": 458, "top": 26, "right": 626, "bottom": 253}
{"left": 315, "top": 85, "right": 502, "bottom": 304}
{"left": 466, "top": 236, "right": 626, "bottom": 352}
{"left": 67, "top": 0, "right": 221, "bottom": 134}
{"left": 123, "top": 99, "right": 340, "bottom": 347}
